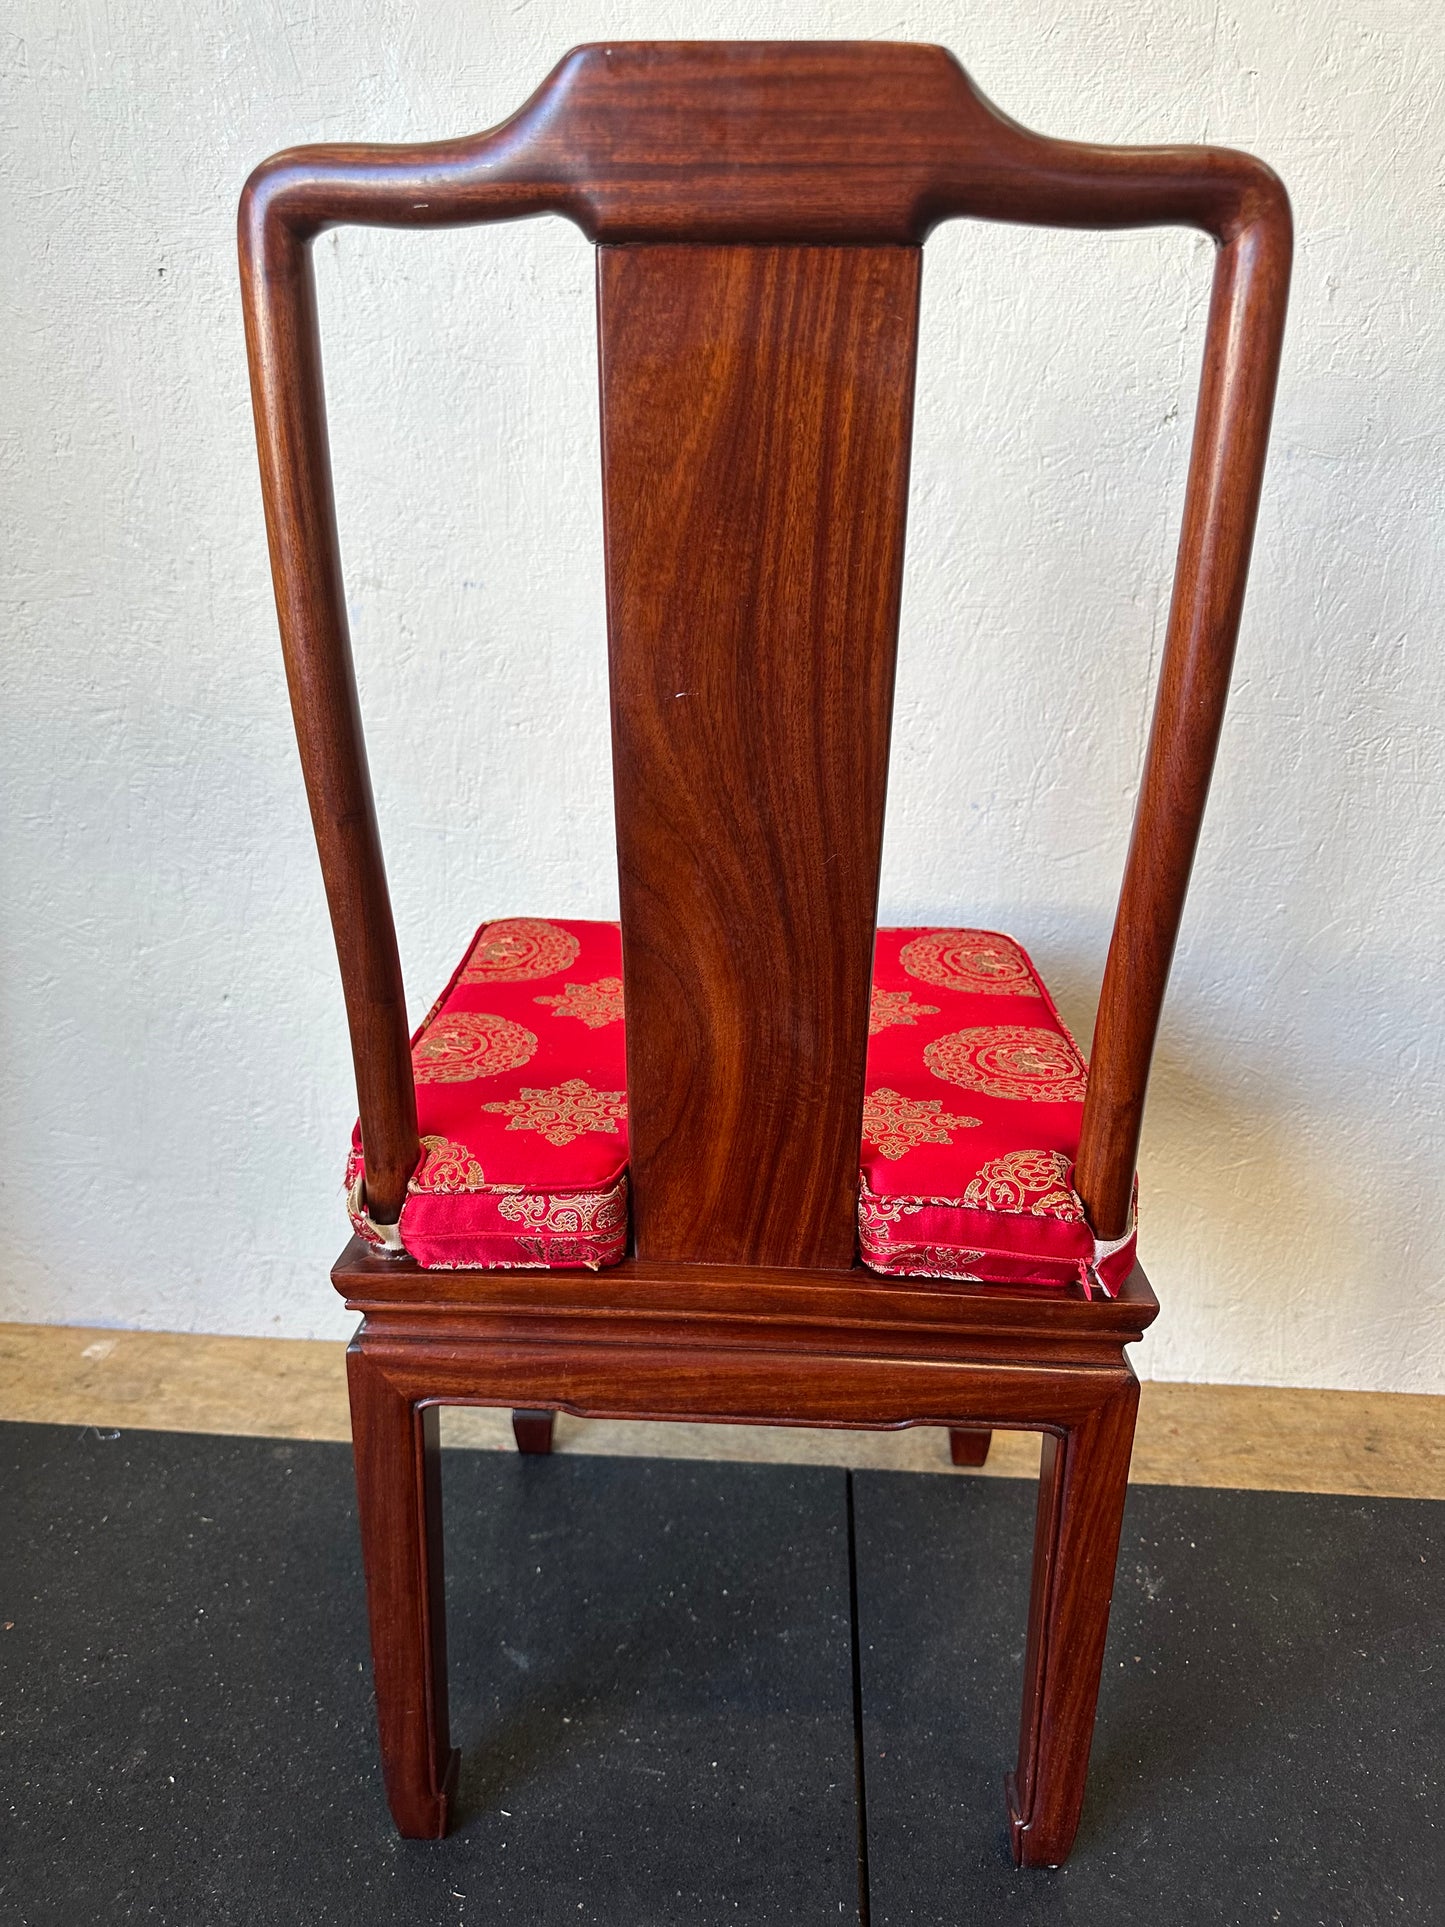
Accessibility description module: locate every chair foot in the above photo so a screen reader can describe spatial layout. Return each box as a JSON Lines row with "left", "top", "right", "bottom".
{"left": 511, "top": 1410, "right": 556, "bottom": 1454}
{"left": 414, "top": 1745, "right": 462, "bottom": 1840}
{"left": 1006, "top": 1768, "right": 1069, "bottom": 1868}
{"left": 949, "top": 1426, "right": 992, "bottom": 1466}
{"left": 1004, "top": 1770, "right": 1035, "bottom": 1863}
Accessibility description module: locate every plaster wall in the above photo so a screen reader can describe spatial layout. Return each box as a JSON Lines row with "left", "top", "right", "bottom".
{"left": 3, "top": 1, "right": 1442, "bottom": 1389}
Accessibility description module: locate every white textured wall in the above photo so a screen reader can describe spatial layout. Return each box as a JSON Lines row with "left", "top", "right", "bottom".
{"left": 2, "top": 3, "right": 1441, "bottom": 1390}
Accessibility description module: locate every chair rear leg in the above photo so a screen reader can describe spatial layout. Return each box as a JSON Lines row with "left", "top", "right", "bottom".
{"left": 511, "top": 1410, "right": 556, "bottom": 1454}
{"left": 1006, "top": 1374, "right": 1139, "bottom": 1867}
{"left": 347, "top": 1340, "right": 459, "bottom": 1838}
{"left": 948, "top": 1427, "right": 992, "bottom": 1466}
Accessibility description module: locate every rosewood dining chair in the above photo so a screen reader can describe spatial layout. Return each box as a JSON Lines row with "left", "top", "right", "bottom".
{"left": 239, "top": 42, "right": 1289, "bottom": 1871}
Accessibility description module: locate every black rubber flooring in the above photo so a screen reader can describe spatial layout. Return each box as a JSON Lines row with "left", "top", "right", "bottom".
{"left": 1, "top": 1421, "right": 1439, "bottom": 1925}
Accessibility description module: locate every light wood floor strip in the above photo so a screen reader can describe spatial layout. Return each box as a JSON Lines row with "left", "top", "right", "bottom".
{"left": 0, "top": 1322, "right": 1439, "bottom": 1499}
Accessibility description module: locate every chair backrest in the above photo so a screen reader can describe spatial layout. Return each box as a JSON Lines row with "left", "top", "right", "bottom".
{"left": 240, "top": 41, "right": 1290, "bottom": 1263}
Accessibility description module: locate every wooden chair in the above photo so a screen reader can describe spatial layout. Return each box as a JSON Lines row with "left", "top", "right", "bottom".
{"left": 239, "top": 42, "right": 1289, "bottom": 1869}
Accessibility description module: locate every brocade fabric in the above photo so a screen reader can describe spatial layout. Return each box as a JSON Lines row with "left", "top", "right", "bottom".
{"left": 859, "top": 928, "right": 1135, "bottom": 1293}
{"left": 346, "top": 920, "right": 628, "bottom": 1269}
{"left": 345, "top": 919, "right": 1134, "bottom": 1291}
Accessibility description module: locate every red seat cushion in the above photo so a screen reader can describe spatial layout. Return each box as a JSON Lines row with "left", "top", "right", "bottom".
{"left": 860, "top": 928, "right": 1135, "bottom": 1293}
{"left": 346, "top": 919, "right": 628, "bottom": 1270}
{"left": 346, "top": 919, "right": 1134, "bottom": 1290}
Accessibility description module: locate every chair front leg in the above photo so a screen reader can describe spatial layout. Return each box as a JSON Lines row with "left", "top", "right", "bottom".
{"left": 1006, "top": 1372, "right": 1139, "bottom": 1867}
{"left": 347, "top": 1339, "right": 459, "bottom": 1837}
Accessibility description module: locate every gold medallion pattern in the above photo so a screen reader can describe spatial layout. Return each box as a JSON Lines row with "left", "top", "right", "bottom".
{"left": 862, "top": 1087, "right": 981, "bottom": 1161}
{"left": 534, "top": 976, "right": 625, "bottom": 1028}
{"left": 899, "top": 929, "right": 1041, "bottom": 997}
{"left": 461, "top": 918, "right": 580, "bottom": 984}
{"left": 483, "top": 1078, "right": 628, "bottom": 1147}
{"left": 924, "top": 1025, "right": 1087, "bottom": 1103}
{"left": 413, "top": 1012, "right": 537, "bottom": 1083}
{"left": 410, "top": 1134, "right": 486, "bottom": 1193}
{"left": 868, "top": 987, "right": 940, "bottom": 1035}
{"left": 962, "top": 1149, "right": 1082, "bottom": 1220}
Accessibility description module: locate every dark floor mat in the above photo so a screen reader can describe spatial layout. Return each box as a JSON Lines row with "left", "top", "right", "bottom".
{"left": 852, "top": 1471, "right": 1444, "bottom": 1926}
{"left": 0, "top": 1423, "right": 859, "bottom": 1927}
{"left": 4, "top": 1420, "right": 1440, "bottom": 1926}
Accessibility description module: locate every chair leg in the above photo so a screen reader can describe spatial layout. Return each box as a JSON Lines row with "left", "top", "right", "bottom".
{"left": 948, "top": 1426, "right": 992, "bottom": 1466}
{"left": 511, "top": 1410, "right": 556, "bottom": 1454}
{"left": 1006, "top": 1374, "right": 1139, "bottom": 1868}
{"left": 347, "top": 1342, "right": 459, "bottom": 1838}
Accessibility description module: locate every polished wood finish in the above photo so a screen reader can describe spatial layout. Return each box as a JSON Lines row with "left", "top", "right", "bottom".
{"left": 240, "top": 40, "right": 1284, "bottom": 249}
{"left": 11, "top": 1326, "right": 1439, "bottom": 1503}
{"left": 345, "top": 1348, "right": 456, "bottom": 1836}
{"left": 510, "top": 1410, "right": 555, "bottom": 1455}
{"left": 241, "top": 38, "right": 1289, "bottom": 1875}
{"left": 335, "top": 1242, "right": 1159, "bottom": 1366}
{"left": 601, "top": 243, "right": 918, "bottom": 1265}
{"left": 1009, "top": 1374, "right": 1140, "bottom": 1865}
{"left": 949, "top": 1427, "right": 993, "bottom": 1468}
{"left": 239, "top": 183, "right": 416, "bottom": 1222}
{"left": 1076, "top": 203, "right": 1291, "bottom": 1233}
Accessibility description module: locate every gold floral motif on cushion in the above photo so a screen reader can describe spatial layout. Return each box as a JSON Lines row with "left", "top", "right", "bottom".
{"left": 856, "top": 1191, "right": 984, "bottom": 1272}
{"left": 497, "top": 1182, "right": 628, "bottom": 1237}
{"left": 868, "top": 986, "right": 940, "bottom": 1035}
{"left": 515, "top": 1238, "right": 611, "bottom": 1267}
{"left": 862, "top": 1086, "right": 981, "bottom": 1161}
{"left": 409, "top": 1135, "right": 487, "bottom": 1193}
{"left": 482, "top": 1078, "right": 628, "bottom": 1147}
{"left": 412, "top": 1012, "right": 538, "bottom": 1083}
{"left": 868, "top": 1248, "right": 986, "bottom": 1280}
{"left": 534, "top": 976, "right": 625, "bottom": 1028}
{"left": 461, "top": 918, "right": 580, "bottom": 984}
{"left": 857, "top": 1191, "right": 926, "bottom": 1241}
{"left": 899, "top": 930, "right": 1042, "bottom": 997}
{"left": 924, "top": 1026, "right": 1087, "bottom": 1103}
{"left": 962, "top": 1148, "right": 1083, "bottom": 1220}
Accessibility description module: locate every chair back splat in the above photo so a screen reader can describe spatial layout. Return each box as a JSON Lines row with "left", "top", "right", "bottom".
{"left": 601, "top": 243, "right": 919, "bottom": 1265}
{"left": 239, "top": 40, "right": 1291, "bottom": 1250}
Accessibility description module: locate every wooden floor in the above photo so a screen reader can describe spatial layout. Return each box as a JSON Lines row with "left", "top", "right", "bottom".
{"left": 0, "top": 1320, "right": 1439, "bottom": 1499}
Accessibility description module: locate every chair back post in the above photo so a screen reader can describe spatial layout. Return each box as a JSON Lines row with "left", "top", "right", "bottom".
{"left": 1074, "top": 201, "right": 1291, "bottom": 1237}
{"left": 238, "top": 42, "right": 1290, "bottom": 1253}
{"left": 239, "top": 205, "right": 419, "bottom": 1222}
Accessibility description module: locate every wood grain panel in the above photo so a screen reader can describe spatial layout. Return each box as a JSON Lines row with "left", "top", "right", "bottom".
{"left": 599, "top": 244, "right": 920, "bottom": 1266}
